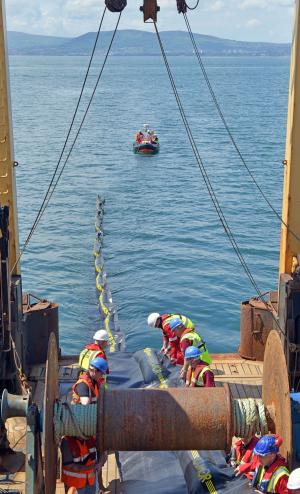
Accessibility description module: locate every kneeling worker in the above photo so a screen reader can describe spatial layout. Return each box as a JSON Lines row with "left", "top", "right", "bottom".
{"left": 184, "top": 346, "right": 215, "bottom": 388}
{"left": 169, "top": 318, "right": 211, "bottom": 379}
{"left": 229, "top": 431, "right": 259, "bottom": 479}
{"left": 61, "top": 358, "right": 108, "bottom": 493}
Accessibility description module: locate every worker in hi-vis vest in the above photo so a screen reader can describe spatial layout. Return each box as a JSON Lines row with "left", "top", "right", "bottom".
{"left": 147, "top": 312, "right": 194, "bottom": 365}
{"left": 251, "top": 435, "right": 289, "bottom": 494}
{"left": 79, "top": 329, "right": 109, "bottom": 385}
{"left": 184, "top": 346, "right": 215, "bottom": 388}
{"left": 61, "top": 358, "right": 108, "bottom": 493}
{"left": 168, "top": 317, "right": 211, "bottom": 380}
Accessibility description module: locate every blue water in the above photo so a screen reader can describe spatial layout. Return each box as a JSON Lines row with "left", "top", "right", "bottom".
{"left": 9, "top": 55, "right": 289, "bottom": 354}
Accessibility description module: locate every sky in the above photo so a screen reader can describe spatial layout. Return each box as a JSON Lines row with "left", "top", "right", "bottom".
{"left": 5, "top": 0, "right": 294, "bottom": 43}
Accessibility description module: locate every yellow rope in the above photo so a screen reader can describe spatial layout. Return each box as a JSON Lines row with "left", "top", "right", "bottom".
{"left": 95, "top": 197, "right": 116, "bottom": 354}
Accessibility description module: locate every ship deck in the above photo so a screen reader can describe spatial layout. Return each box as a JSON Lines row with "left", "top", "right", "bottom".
{"left": 0, "top": 353, "right": 263, "bottom": 493}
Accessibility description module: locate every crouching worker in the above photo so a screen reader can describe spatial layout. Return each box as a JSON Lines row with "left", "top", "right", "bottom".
{"left": 61, "top": 358, "right": 108, "bottom": 493}
{"left": 184, "top": 346, "right": 215, "bottom": 388}
{"left": 229, "top": 432, "right": 259, "bottom": 478}
{"left": 251, "top": 434, "right": 289, "bottom": 493}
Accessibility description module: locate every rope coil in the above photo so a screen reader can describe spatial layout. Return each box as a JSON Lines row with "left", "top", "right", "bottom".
{"left": 54, "top": 402, "right": 97, "bottom": 443}
{"left": 233, "top": 398, "right": 268, "bottom": 438}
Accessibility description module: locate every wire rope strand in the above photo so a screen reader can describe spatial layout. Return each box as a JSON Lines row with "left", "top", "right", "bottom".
{"left": 10, "top": 7, "right": 107, "bottom": 274}
{"left": 13, "top": 8, "right": 107, "bottom": 271}
{"left": 36, "top": 12, "right": 122, "bottom": 232}
{"left": 153, "top": 22, "right": 289, "bottom": 345}
{"left": 182, "top": 12, "right": 300, "bottom": 245}
{"left": 10, "top": 8, "right": 122, "bottom": 273}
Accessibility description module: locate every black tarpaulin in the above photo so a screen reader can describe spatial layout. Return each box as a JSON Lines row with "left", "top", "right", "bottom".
{"left": 107, "top": 348, "right": 254, "bottom": 493}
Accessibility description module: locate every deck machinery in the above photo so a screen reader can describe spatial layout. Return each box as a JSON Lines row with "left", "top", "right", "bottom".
{"left": 0, "top": 0, "right": 300, "bottom": 493}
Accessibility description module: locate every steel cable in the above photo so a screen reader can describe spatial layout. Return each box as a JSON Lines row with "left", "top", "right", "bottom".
{"left": 182, "top": 12, "right": 300, "bottom": 245}
{"left": 11, "top": 9, "right": 122, "bottom": 273}
{"left": 154, "top": 22, "right": 290, "bottom": 345}
{"left": 33, "top": 13, "right": 122, "bottom": 233}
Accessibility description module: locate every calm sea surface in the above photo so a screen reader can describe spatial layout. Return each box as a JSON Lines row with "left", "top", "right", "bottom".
{"left": 9, "top": 55, "right": 289, "bottom": 354}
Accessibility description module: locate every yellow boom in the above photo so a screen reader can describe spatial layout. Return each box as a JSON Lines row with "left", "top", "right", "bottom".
{"left": 279, "top": 0, "right": 300, "bottom": 276}
{"left": 0, "top": 1, "right": 20, "bottom": 275}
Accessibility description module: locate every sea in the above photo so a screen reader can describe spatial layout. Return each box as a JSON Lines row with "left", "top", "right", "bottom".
{"left": 9, "top": 54, "right": 289, "bottom": 355}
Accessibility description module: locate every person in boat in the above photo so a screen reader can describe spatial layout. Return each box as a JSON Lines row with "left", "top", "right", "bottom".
{"left": 143, "top": 123, "right": 151, "bottom": 140}
{"left": 152, "top": 132, "right": 159, "bottom": 144}
{"left": 147, "top": 312, "right": 194, "bottom": 365}
{"left": 184, "top": 346, "right": 215, "bottom": 388}
{"left": 79, "top": 329, "right": 109, "bottom": 384}
{"left": 135, "top": 130, "right": 144, "bottom": 144}
{"left": 250, "top": 434, "right": 289, "bottom": 494}
{"left": 228, "top": 430, "right": 259, "bottom": 479}
{"left": 287, "top": 468, "right": 300, "bottom": 493}
{"left": 61, "top": 358, "right": 108, "bottom": 494}
{"left": 168, "top": 317, "right": 211, "bottom": 378}
{"left": 148, "top": 129, "right": 154, "bottom": 140}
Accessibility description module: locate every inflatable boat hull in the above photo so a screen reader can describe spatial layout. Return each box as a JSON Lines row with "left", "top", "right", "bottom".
{"left": 133, "top": 142, "right": 159, "bottom": 155}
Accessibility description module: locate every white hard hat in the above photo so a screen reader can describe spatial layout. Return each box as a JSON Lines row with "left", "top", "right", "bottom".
{"left": 93, "top": 329, "right": 109, "bottom": 341}
{"left": 147, "top": 313, "right": 160, "bottom": 327}
{"left": 287, "top": 468, "right": 300, "bottom": 489}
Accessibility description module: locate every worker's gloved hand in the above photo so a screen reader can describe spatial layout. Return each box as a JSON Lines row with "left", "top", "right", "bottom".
{"left": 234, "top": 466, "right": 241, "bottom": 477}
{"left": 160, "top": 346, "right": 167, "bottom": 355}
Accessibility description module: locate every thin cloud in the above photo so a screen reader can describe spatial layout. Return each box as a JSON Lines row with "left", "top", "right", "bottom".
{"left": 239, "top": 0, "right": 292, "bottom": 8}
{"left": 210, "top": 1, "right": 225, "bottom": 12}
{"left": 246, "top": 18, "right": 261, "bottom": 27}
{"left": 5, "top": 0, "right": 294, "bottom": 42}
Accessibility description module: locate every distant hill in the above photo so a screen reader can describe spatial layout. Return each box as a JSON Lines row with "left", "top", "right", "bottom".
{"left": 7, "top": 30, "right": 290, "bottom": 56}
{"left": 7, "top": 31, "right": 69, "bottom": 54}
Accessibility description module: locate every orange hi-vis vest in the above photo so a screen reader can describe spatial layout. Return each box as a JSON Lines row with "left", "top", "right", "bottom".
{"left": 63, "top": 373, "right": 100, "bottom": 488}
{"left": 61, "top": 437, "right": 96, "bottom": 489}
{"left": 185, "top": 364, "right": 211, "bottom": 387}
{"left": 72, "top": 372, "right": 99, "bottom": 404}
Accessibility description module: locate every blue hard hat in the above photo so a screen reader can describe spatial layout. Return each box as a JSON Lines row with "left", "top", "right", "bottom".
{"left": 89, "top": 357, "right": 108, "bottom": 373}
{"left": 169, "top": 318, "right": 184, "bottom": 331}
{"left": 185, "top": 346, "right": 201, "bottom": 359}
{"left": 253, "top": 435, "right": 280, "bottom": 456}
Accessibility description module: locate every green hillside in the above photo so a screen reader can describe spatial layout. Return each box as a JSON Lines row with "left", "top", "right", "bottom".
{"left": 7, "top": 30, "right": 290, "bottom": 56}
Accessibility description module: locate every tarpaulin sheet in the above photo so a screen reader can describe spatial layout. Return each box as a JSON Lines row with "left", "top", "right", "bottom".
{"left": 107, "top": 348, "right": 254, "bottom": 493}
{"left": 117, "top": 451, "right": 188, "bottom": 494}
